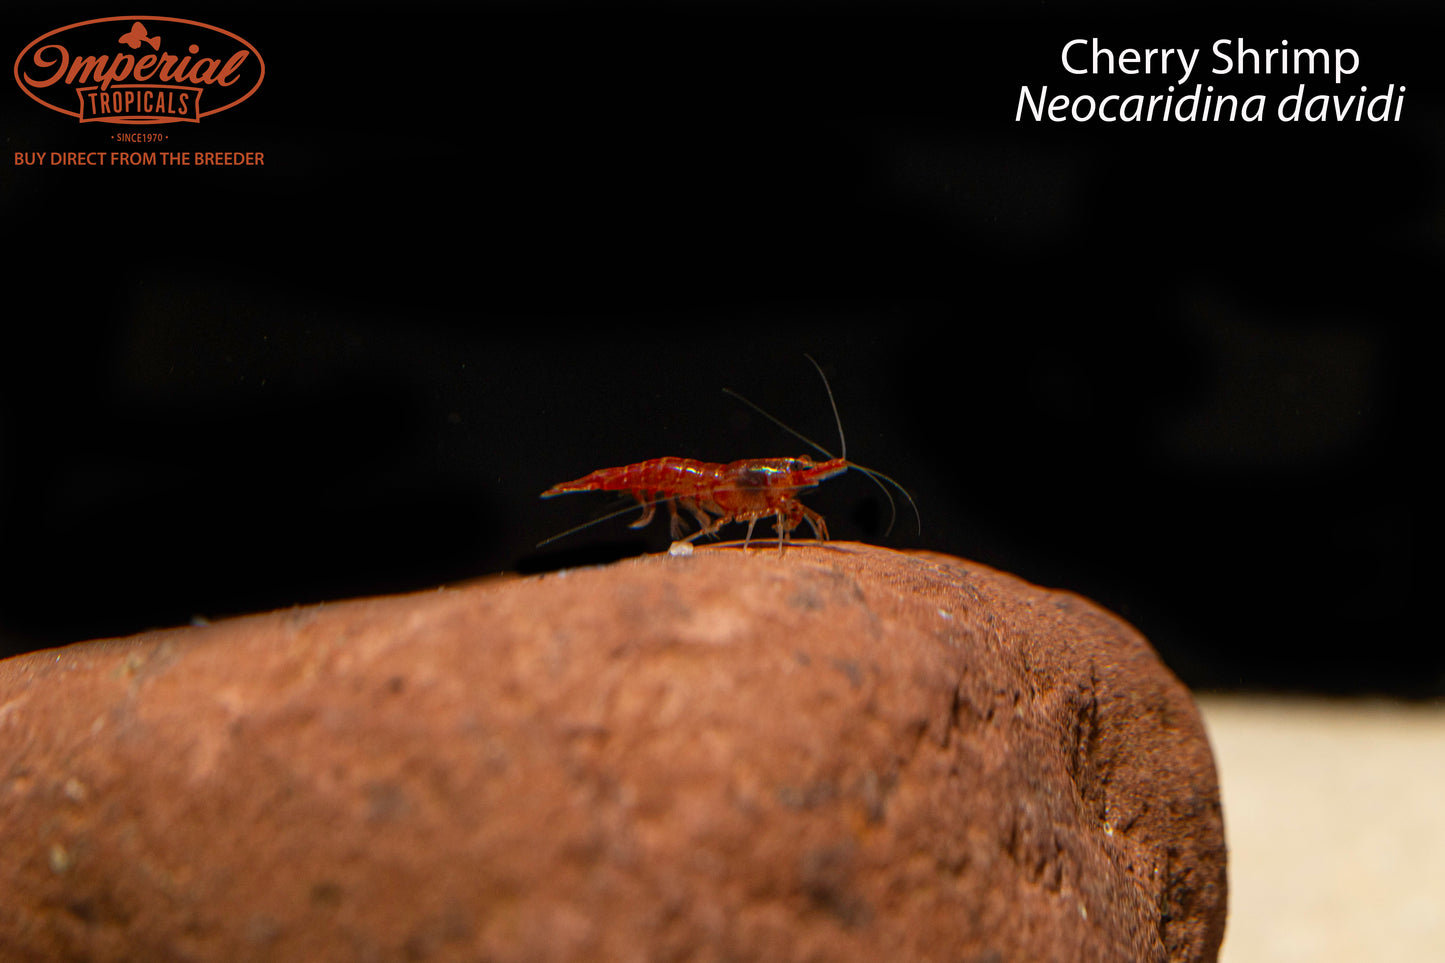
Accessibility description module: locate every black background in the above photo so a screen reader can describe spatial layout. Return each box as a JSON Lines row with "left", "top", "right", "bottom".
{"left": 2, "top": 2, "right": 1438, "bottom": 696}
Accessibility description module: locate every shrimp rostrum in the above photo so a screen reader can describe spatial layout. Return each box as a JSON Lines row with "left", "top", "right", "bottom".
{"left": 540, "top": 357, "right": 919, "bottom": 552}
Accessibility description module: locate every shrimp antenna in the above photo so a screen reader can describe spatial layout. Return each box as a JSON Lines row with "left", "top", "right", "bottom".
{"left": 805, "top": 352, "right": 848, "bottom": 460}
{"left": 722, "top": 356, "right": 921, "bottom": 537}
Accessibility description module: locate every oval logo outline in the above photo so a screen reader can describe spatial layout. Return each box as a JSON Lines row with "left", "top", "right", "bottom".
{"left": 13, "top": 16, "right": 265, "bottom": 124}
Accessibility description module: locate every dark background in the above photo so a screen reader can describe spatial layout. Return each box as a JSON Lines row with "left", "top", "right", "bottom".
{"left": 2, "top": 2, "right": 1438, "bottom": 696}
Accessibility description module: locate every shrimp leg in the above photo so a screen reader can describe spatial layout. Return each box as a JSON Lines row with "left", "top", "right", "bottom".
{"left": 668, "top": 499, "right": 712, "bottom": 540}
{"left": 675, "top": 498, "right": 728, "bottom": 543}
{"left": 798, "top": 504, "right": 829, "bottom": 540}
{"left": 628, "top": 494, "right": 658, "bottom": 529}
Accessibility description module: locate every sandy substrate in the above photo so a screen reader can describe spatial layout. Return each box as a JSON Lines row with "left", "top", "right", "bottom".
{"left": 1196, "top": 696, "right": 1445, "bottom": 963}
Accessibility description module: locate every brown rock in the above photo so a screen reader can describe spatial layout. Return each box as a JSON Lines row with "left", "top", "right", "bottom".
{"left": 0, "top": 544, "right": 1225, "bottom": 962}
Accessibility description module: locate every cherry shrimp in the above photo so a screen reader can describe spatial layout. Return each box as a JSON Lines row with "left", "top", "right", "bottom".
{"left": 539, "top": 356, "right": 920, "bottom": 554}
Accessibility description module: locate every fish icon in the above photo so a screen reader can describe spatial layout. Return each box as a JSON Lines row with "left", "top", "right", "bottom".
{"left": 118, "top": 22, "right": 161, "bottom": 51}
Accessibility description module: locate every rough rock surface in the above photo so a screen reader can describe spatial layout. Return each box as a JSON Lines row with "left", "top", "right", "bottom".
{"left": 0, "top": 544, "right": 1226, "bottom": 962}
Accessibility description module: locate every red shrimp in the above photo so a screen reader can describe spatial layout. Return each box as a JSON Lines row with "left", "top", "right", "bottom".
{"left": 539, "top": 357, "right": 919, "bottom": 552}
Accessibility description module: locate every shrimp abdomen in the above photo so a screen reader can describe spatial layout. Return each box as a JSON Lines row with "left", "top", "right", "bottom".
{"left": 541, "top": 457, "right": 726, "bottom": 498}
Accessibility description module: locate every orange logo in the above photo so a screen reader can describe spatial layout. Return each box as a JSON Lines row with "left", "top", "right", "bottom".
{"left": 14, "top": 16, "right": 264, "bottom": 124}
{"left": 117, "top": 23, "right": 162, "bottom": 52}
